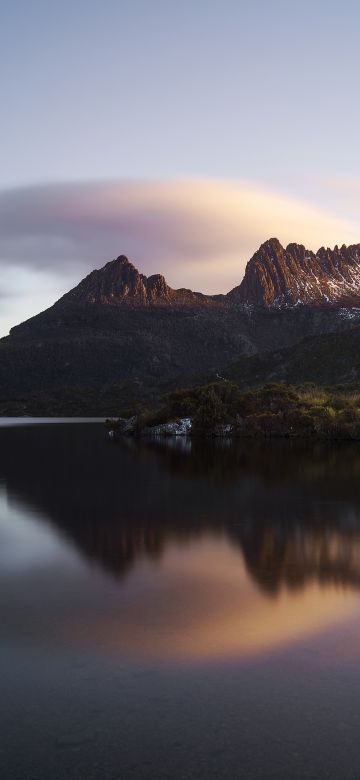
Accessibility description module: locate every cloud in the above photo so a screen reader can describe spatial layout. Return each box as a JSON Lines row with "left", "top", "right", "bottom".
{"left": 0, "top": 178, "right": 359, "bottom": 335}
{"left": 303, "top": 176, "right": 360, "bottom": 223}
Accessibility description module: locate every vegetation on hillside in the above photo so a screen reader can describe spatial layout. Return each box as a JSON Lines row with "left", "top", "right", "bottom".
{"left": 125, "top": 381, "right": 360, "bottom": 439}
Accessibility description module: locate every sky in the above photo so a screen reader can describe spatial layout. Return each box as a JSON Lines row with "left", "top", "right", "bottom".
{"left": 1, "top": 0, "right": 360, "bottom": 335}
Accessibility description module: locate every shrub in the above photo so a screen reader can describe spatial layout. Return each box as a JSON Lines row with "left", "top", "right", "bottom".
{"left": 191, "top": 387, "right": 227, "bottom": 435}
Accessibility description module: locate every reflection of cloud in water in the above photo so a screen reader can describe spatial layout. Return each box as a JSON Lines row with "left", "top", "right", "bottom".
{"left": 2, "top": 428, "right": 360, "bottom": 595}
{"left": 2, "top": 425, "right": 360, "bottom": 662}
{"left": 1, "top": 521, "right": 357, "bottom": 663}
{"left": 99, "top": 537, "right": 357, "bottom": 662}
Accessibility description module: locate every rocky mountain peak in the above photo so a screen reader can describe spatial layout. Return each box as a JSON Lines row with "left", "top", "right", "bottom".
{"left": 54, "top": 239, "right": 360, "bottom": 312}
{"left": 228, "top": 239, "right": 360, "bottom": 307}
{"left": 115, "top": 254, "right": 130, "bottom": 264}
{"left": 62, "top": 254, "right": 149, "bottom": 305}
{"left": 261, "top": 237, "right": 283, "bottom": 253}
{"left": 61, "top": 254, "right": 212, "bottom": 307}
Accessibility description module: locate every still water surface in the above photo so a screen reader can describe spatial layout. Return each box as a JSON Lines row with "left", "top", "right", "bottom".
{"left": 2, "top": 423, "right": 360, "bottom": 779}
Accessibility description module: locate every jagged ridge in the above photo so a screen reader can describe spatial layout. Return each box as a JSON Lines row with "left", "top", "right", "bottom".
{"left": 63, "top": 254, "right": 213, "bottom": 307}
{"left": 60, "top": 240, "right": 360, "bottom": 310}
{"left": 229, "top": 238, "right": 360, "bottom": 307}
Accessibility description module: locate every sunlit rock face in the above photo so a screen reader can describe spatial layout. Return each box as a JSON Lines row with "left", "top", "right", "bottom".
{"left": 229, "top": 238, "right": 360, "bottom": 307}
{"left": 60, "top": 241, "right": 360, "bottom": 309}
{"left": 63, "top": 255, "right": 213, "bottom": 307}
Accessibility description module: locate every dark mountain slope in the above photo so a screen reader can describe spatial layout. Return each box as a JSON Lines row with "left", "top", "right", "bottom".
{"left": 225, "top": 324, "right": 360, "bottom": 387}
{"left": 1, "top": 241, "right": 360, "bottom": 413}
{"left": 2, "top": 298, "right": 359, "bottom": 396}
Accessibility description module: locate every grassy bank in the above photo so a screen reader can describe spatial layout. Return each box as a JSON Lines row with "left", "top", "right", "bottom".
{"left": 126, "top": 382, "right": 360, "bottom": 439}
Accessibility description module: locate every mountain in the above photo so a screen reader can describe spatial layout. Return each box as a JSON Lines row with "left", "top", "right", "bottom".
{"left": 57, "top": 239, "right": 360, "bottom": 310}
{"left": 229, "top": 238, "right": 360, "bottom": 307}
{"left": 63, "top": 254, "right": 213, "bottom": 307}
{"left": 1, "top": 238, "right": 360, "bottom": 414}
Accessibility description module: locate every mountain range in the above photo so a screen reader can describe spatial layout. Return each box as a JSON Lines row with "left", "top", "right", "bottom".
{"left": 2, "top": 237, "right": 360, "bottom": 414}
{"left": 47, "top": 237, "right": 360, "bottom": 309}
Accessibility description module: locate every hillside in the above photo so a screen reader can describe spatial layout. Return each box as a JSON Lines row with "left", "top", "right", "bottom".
{"left": 1, "top": 239, "right": 360, "bottom": 414}
{"left": 225, "top": 325, "right": 360, "bottom": 387}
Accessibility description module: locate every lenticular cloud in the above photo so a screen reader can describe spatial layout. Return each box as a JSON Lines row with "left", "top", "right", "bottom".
{"left": 0, "top": 178, "right": 359, "bottom": 294}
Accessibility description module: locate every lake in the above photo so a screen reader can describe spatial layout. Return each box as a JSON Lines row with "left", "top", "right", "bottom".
{"left": 2, "top": 422, "right": 360, "bottom": 779}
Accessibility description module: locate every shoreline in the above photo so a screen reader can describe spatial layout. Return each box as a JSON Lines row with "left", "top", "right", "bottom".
{"left": 107, "top": 417, "right": 360, "bottom": 442}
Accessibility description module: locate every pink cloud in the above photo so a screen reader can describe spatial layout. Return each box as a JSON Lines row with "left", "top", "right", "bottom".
{"left": 0, "top": 178, "right": 359, "bottom": 335}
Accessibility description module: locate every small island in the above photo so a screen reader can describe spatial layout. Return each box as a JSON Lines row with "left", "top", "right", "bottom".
{"left": 106, "top": 381, "right": 360, "bottom": 440}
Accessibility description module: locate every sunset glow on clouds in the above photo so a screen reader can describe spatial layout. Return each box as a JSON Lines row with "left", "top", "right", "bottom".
{"left": 0, "top": 178, "right": 359, "bottom": 336}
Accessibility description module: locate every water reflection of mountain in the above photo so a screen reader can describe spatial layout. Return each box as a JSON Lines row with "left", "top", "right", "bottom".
{"left": 1, "top": 424, "right": 360, "bottom": 593}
